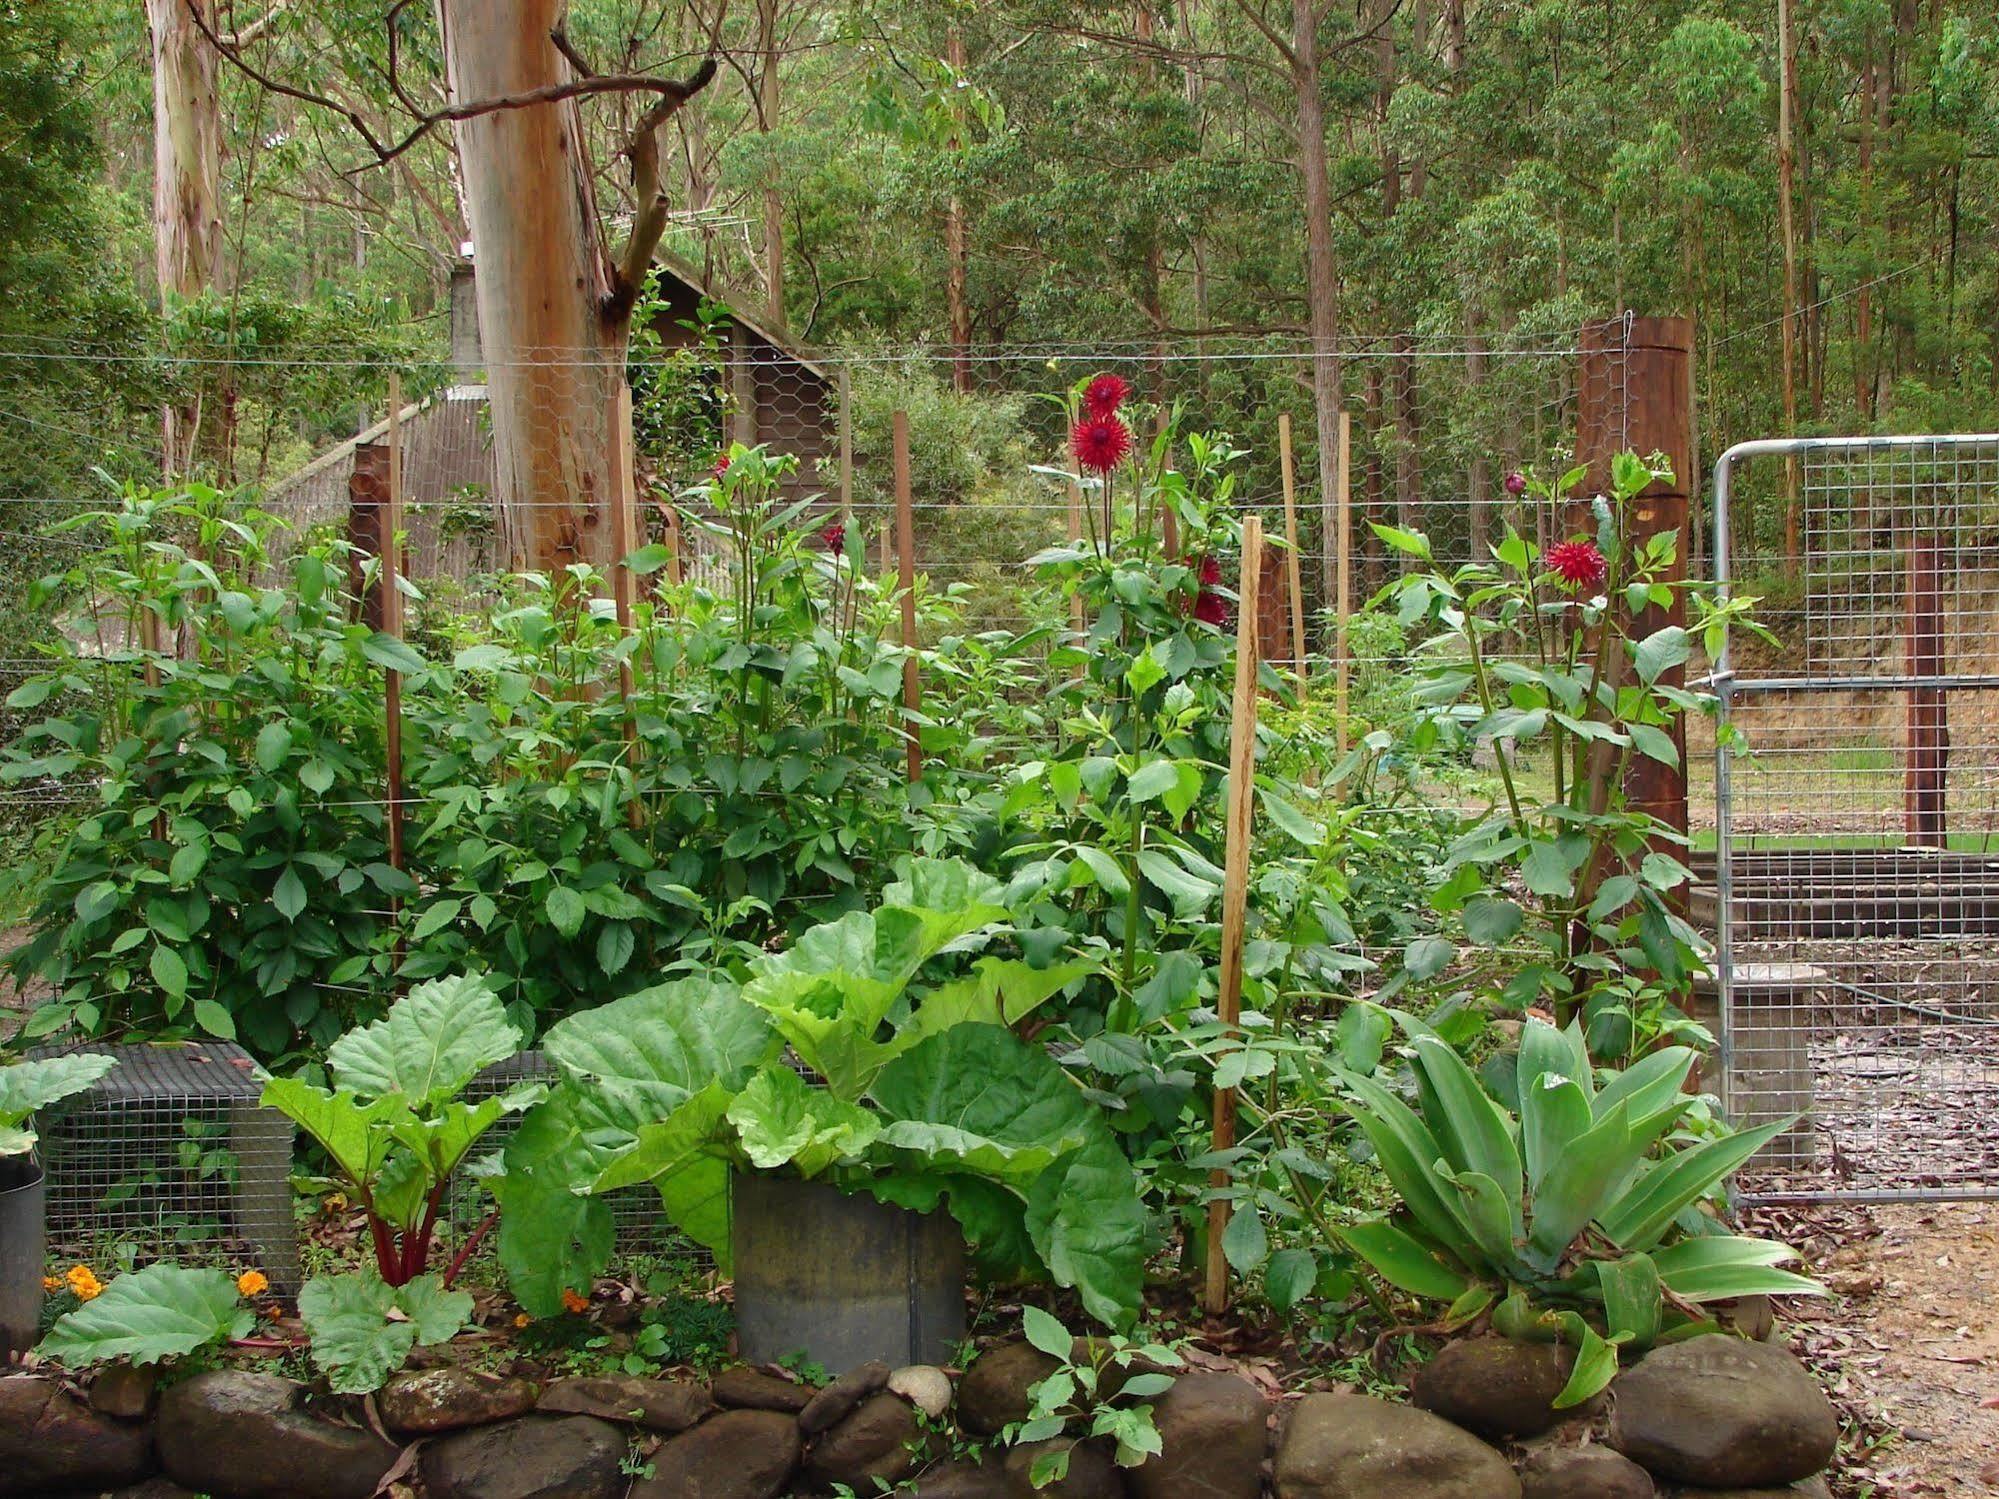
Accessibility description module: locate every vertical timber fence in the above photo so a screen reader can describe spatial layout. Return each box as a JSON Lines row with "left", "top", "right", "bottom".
{"left": 1713, "top": 433, "right": 1999, "bottom": 1203}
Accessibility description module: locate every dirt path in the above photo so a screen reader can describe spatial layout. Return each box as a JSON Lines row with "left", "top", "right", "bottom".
{"left": 1778, "top": 1203, "right": 1999, "bottom": 1497}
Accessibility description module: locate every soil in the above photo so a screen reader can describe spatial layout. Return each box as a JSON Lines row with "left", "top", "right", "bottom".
{"left": 1757, "top": 1200, "right": 1999, "bottom": 1498}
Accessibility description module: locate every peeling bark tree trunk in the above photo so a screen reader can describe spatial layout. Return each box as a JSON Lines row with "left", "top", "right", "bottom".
{"left": 944, "top": 27, "right": 973, "bottom": 393}
{"left": 438, "top": 0, "right": 620, "bottom": 571}
{"left": 1293, "top": 0, "right": 1344, "bottom": 615}
{"left": 148, "top": 0, "right": 223, "bottom": 475}
{"left": 757, "top": 0, "right": 786, "bottom": 330}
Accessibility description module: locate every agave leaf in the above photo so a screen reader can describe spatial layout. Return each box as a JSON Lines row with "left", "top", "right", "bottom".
{"left": 1410, "top": 1037, "right": 1524, "bottom": 1226}
{"left": 1597, "top": 1252, "right": 1663, "bottom": 1346}
{"left": 1551, "top": 1311, "right": 1622, "bottom": 1408}
{"left": 1652, "top": 1234, "right": 1826, "bottom": 1302}
{"left": 1338, "top": 1217, "right": 1474, "bottom": 1301}
{"left": 327, "top": 974, "right": 519, "bottom": 1103}
{"left": 1520, "top": 1070, "right": 1593, "bottom": 1196}
{"left": 1524, "top": 1099, "right": 1642, "bottom": 1268}
{"left": 1340, "top": 1071, "right": 1476, "bottom": 1251}
{"left": 1591, "top": 1046, "right": 1697, "bottom": 1127}
{"left": 1516, "top": 1019, "right": 1578, "bottom": 1096}
{"left": 1595, "top": 1116, "right": 1795, "bottom": 1252}
{"left": 1439, "top": 1165, "right": 1525, "bottom": 1274}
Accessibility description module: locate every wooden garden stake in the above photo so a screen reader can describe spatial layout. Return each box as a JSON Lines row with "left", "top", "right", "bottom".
{"left": 893, "top": 410, "right": 922, "bottom": 783}
{"left": 382, "top": 375, "right": 407, "bottom": 882}
{"left": 1067, "top": 478, "right": 1087, "bottom": 678}
{"left": 610, "top": 384, "right": 644, "bottom": 830}
{"left": 1206, "top": 515, "right": 1263, "bottom": 1319}
{"left": 1333, "top": 411, "right": 1353, "bottom": 757}
{"left": 1279, "top": 413, "right": 1307, "bottom": 695}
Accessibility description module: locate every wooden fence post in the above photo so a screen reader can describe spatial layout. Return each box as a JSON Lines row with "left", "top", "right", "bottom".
{"left": 1280, "top": 414, "right": 1307, "bottom": 696}
{"left": 1333, "top": 412, "right": 1353, "bottom": 756}
{"left": 382, "top": 375, "right": 407, "bottom": 886}
{"left": 893, "top": 410, "right": 922, "bottom": 783}
{"left": 1206, "top": 516, "right": 1263, "bottom": 1319}
{"left": 1577, "top": 316, "right": 1695, "bottom": 842}
{"left": 610, "top": 384, "right": 644, "bottom": 830}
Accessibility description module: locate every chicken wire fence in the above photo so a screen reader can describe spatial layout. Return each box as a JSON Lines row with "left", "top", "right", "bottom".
{"left": 0, "top": 323, "right": 1635, "bottom": 1270}
{"left": 1712, "top": 434, "right": 1999, "bottom": 1204}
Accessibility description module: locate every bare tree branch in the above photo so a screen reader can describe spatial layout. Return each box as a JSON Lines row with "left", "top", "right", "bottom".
{"left": 608, "top": 55, "right": 721, "bottom": 320}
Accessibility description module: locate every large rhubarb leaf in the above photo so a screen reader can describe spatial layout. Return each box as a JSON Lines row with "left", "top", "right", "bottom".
{"left": 726, "top": 1064, "right": 881, "bottom": 1178}
{"left": 299, "top": 1271, "right": 470, "bottom": 1394}
{"left": 327, "top": 974, "right": 519, "bottom": 1102}
{"left": 39, "top": 1265, "right": 253, "bottom": 1367}
{"left": 868, "top": 1024, "right": 1099, "bottom": 1182}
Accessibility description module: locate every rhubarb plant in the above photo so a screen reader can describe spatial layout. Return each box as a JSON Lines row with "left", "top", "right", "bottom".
{"left": 496, "top": 859, "right": 1146, "bottom": 1326}
{"left": 262, "top": 974, "right": 541, "bottom": 1285}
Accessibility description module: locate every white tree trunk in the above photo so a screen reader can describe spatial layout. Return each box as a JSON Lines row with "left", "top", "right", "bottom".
{"left": 438, "top": 0, "right": 621, "bottom": 571}
{"left": 148, "top": 0, "right": 223, "bottom": 474}
{"left": 1292, "top": 0, "right": 1344, "bottom": 610}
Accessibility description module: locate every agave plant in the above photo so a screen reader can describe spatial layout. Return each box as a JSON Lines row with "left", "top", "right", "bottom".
{"left": 1338, "top": 1016, "right": 1823, "bottom": 1404}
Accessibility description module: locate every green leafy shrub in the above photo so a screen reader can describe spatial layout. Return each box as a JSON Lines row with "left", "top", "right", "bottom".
{"left": 1338, "top": 1015, "right": 1824, "bottom": 1404}
{"left": 494, "top": 858, "right": 1147, "bottom": 1328}
{"left": 1008, "top": 1305, "right": 1184, "bottom": 1487}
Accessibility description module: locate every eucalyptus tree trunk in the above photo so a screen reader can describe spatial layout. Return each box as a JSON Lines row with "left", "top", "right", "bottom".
{"left": 1292, "top": 0, "right": 1344, "bottom": 613}
{"left": 437, "top": 0, "right": 620, "bottom": 571}
{"left": 147, "top": 0, "right": 223, "bottom": 475}
{"left": 757, "top": 0, "right": 786, "bottom": 329}
{"left": 944, "top": 27, "right": 973, "bottom": 392}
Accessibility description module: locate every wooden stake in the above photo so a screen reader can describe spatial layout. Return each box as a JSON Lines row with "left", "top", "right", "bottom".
{"left": 1279, "top": 414, "right": 1307, "bottom": 696}
{"left": 1067, "top": 478, "right": 1087, "bottom": 678}
{"left": 383, "top": 375, "right": 407, "bottom": 882}
{"left": 893, "top": 410, "right": 921, "bottom": 783}
{"left": 1333, "top": 411, "right": 1353, "bottom": 756}
{"left": 838, "top": 365, "right": 855, "bottom": 531}
{"left": 1206, "top": 516, "right": 1263, "bottom": 1319}
{"left": 610, "top": 384, "right": 644, "bottom": 830}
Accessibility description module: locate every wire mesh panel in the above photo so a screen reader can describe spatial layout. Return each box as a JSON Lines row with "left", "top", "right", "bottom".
{"left": 1714, "top": 434, "right": 1999, "bottom": 1202}
{"left": 32, "top": 1042, "right": 299, "bottom": 1285}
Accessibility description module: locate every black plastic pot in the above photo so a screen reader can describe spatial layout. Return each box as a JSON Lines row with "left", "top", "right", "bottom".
{"left": 0, "top": 1153, "right": 46, "bottom": 1362}
{"left": 731, "top": 1172, "right": 965, "bottom": 1373}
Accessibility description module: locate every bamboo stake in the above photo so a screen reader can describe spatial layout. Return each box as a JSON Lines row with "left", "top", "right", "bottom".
{"left": 610, "top": 385, "right": 644, "bottom": 830}
{"left": 1206, "top": 516, "right": 1263, "bottom": 1319}
{"left": 1279, "top": 413, "right": 1307, "bottom": 697}
{"left": 894, "top": 410, "right": 921, "bottom": 783}
{"left": 383, "top": 375, "right": 407, "bottom": 884}
{"left": 1333, "top": 411, "right": 1353, "bottom": 757}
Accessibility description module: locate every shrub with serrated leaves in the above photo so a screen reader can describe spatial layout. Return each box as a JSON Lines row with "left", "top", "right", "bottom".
{"left": 1337, "top": 1014, "right": 1824, "bottom": 1405}
{"left": 1, "top": 485, "right": 407, "bottom": 1061}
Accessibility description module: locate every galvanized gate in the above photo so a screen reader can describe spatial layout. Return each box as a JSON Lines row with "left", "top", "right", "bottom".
{"left": 1713, "top": 434, "right": 1999, "bottom": 1202}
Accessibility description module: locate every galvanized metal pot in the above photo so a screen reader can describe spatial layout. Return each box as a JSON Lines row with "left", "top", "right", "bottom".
{"left": 731, "top": 1172, "right": 965, "bottom": 1373}
{"left": 0, "top": 1153, "right": 46, "bottom": 1362}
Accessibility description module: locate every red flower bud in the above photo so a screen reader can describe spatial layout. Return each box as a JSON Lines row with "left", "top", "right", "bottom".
{"left": 821, "top": 523, "right": 846, "bottom": 552}
{"left": 1504, "top": 470, "right": 1528, "bottom": 496}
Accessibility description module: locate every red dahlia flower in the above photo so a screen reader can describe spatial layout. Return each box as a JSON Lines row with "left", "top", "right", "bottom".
{"left": 712, "top": 453, "right": 732, "bottom": 479}
{"left": 1193, "top": 589, "right": 1230, "bottom": 627}
{"left": 1083, "top": 373, "right": 1132, "bottom": 418}
{"left": 1547, "top": 539, "right": 1608, "bottom": 592}
{"left": 1197, "top": 555, "right": 1222, "bottom": 586}
{"left": 1071, "top": 415, "right": 1134, "bottom": 475}
{"left": 822, "top": 523, "right": 846, "bottom": 552}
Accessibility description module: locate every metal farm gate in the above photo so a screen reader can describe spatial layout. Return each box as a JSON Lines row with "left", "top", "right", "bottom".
{"left": 1713, "top": 434, "right": 1999, "bottom": 1202}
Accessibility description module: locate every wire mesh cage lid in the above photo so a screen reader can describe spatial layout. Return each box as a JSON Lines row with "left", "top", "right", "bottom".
{"left": 27, "top": 1041, "right": 265, "bottom": 1103}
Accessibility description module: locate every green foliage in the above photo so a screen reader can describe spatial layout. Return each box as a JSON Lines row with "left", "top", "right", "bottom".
{"left": 0, "top": 1050, "right": 114, "bottom": 1156}
{"left": 499, "top": 859, "right": 1148, "bottom": 1328}
{"left": 38, "top": 1264, "right": 254, "bottom": 1368}
{"left": 1337, "top": 1015, "right": 1824, "bottom": 1405}
{"left": 297, "top": 1270, "right": 470, "bottom": 1394}
{"left": 1008, "top": 1305, "right": 1185, "bottom": 1486}
{"left": 263, "top": 974, "right": 540, "bottom": 1286}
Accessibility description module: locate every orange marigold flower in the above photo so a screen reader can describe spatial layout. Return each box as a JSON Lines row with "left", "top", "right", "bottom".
{"left": 237, "top": 1270, "right": 270, "bottom": 1297}
{"left": 42, "top": 1275, "right": 60, "bottom": 1292}
{"left": 65, "top": 1265, "right": 103, "bottom": 1301}
{"left": 513, "top": 1313, "right": 531, "bottom": 1329}
{"left": 560, "top": 1289, "right": 590, "bottom": 1315}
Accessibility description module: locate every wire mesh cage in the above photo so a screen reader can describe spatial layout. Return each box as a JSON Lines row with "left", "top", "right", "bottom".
{"left": 32, "top": 1042, "right": 299, "bottom": 1286}
{"left": 1714, "top": 434, "right": 1999, "bottom": 1203}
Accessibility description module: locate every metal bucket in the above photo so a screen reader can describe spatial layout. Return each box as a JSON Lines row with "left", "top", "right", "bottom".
{"left": 0, "top": 1155, "right": 46, "bottom": 1362}
{"left": 731, "top": 1172, "right": 965, "bottom": 1372}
